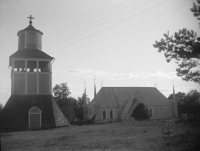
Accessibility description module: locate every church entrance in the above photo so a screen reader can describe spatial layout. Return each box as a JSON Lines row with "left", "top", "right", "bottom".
{"left": 29, "top": 107, "right": 41, "bottom": 130}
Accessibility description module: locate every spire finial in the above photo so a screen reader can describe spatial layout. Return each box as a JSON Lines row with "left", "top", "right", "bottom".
{"left": 28, "top": 15, "right": 34, "bottom": 25}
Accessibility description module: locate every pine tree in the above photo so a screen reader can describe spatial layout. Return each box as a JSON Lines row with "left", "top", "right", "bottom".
{"left": 131, "top": 103, "right": 150, "bottom": 121}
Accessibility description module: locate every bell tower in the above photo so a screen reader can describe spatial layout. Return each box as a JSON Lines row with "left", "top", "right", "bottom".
{"left": 10, "top": 15, "right": 53, "bottom": 95}
{"left": 1, "top": 16, "right": 69, "bottom": 131}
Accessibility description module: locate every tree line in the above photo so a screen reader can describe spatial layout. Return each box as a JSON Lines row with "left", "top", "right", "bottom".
{"left": 53, "top": 82, "right": 90, "bottom": 123}
{"left": 168, "top": 89, "right": 200, "bottom": 117}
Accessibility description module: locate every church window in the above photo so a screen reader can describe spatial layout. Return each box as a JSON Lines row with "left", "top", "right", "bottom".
{"left": 39, "top": 61, "right": 50, "bottom": 72}
{"left": 149, "top": 109, "right": 153, "bottom": 117}
{"left": 27, "top": 32, "right": 36, "bottom": 44}
{"left": 110, "top": 110, "right": 113, "bottom": 119}
{"left": 103, "top": 110, "right": 106, "bottom": 119}
{"left": 14, "top": 60, "right": 25, "bottom": 72}
{"left": 27, "top": 61, "right": 37, "bottom": 72}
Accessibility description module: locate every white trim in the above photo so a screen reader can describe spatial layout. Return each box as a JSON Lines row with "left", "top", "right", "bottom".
{"left": 28, "top": 107, "right": 42, "bottom": 129}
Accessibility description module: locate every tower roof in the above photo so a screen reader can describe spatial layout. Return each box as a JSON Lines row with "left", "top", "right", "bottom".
{"left": 9, "top": 49, "right": 54, "bottom": 65}
{"left": 17, "top": 24, "right": 43, "bottom": 36}
{"left": 17, "top": 15, "right": 43, "bottom": 35}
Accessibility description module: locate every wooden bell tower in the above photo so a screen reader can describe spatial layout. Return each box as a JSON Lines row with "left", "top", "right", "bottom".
{"left": 1, "top": 16, "right": 69, "bottom": 131}
{"left": 10, "top": 15, "right": 54, "bottom": 95}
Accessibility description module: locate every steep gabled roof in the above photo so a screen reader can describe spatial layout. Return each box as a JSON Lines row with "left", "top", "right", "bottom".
{"left": 89, "top": 87, "right": 172, "bottom": 108}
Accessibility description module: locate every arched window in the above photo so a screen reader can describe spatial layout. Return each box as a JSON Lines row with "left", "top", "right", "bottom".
{"left": 149, "top": 109, "right": 153, "bottom": 117}
{"left": 103, "top": 110, "right": 106, "bottom": 119}
{"left": 110, "top": 110, "right": 113, "bottom": 119}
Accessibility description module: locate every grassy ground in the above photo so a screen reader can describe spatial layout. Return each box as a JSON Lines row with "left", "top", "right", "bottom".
{"left": 1, "top": 118, "right": 200, "bottom": 151}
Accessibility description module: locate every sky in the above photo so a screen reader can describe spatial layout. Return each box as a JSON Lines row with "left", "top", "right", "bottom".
{"left": 0, "top": 0, "right": 200, "bottom": 106}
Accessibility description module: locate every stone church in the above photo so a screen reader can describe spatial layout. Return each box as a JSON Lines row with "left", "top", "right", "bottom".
{"left": 0, "top": 16, "right": 69, "bottom": 131}
{"left": 87, "top": 86, "right": 176, "bottom": 122}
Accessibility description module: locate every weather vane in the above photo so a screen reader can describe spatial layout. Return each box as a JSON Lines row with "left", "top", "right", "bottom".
{"left": 28, "top": 15, "right": 34, "bottom": 25}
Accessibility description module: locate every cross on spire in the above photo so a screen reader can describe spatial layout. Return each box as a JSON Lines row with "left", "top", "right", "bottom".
{"left": 28, "top": 15, "right": 34, "bottom": 25}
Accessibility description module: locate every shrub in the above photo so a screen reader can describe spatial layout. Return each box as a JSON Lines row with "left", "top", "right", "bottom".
{"left": 131, "top": 103, "right": 150, "bottom": 120}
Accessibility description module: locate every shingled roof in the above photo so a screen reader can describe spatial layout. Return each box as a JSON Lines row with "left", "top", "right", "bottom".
{"left": 9, "top": 49, "right": 54, "bottom": 66}
{"left": 89, "top": 87, "right": 172, "bottom": 108}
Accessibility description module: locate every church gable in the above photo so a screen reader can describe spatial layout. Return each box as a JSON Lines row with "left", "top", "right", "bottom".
{"left": 89, "top": 87, "right": 174, "bottom": 121}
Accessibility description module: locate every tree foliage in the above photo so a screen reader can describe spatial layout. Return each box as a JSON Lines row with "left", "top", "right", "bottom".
{"left": 153, "top": 3, "right": 200, "bottom": 84}
{"left": 56, "top": 97, "right": 78, "bottom": 123}
{"left": 0, "top": 103, "right": 3, "bottom": 111}
{"left": 76, "top": 93, "right": 90, "bottom": 120}
{"left": 168, "top": 90, "right": 200, "bottom": 117}
{"left": 131, "top": 103, "right": 150, "bottom": 121}
{"left": 53, "top": 82, "right": 71, "bottom": 101}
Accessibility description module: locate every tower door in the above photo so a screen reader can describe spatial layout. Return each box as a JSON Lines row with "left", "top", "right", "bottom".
{"left": 29, "top": 107, "right": 41, "bottom": 130}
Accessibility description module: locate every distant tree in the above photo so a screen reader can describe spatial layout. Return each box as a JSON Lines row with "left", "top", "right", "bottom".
{"left": 168, "top": 92, "right": 187, "bottom": 116}
{"left": 53, "top": 82, "right": 71, "bottom": 101}
{"left": 77, "top": 93, "right": 90, "bottom": 106}
{"left": 153, "top": 2, "right": 200, "bottom": 84}
{"left": 76, "top": 94, "right": 90, "bottom": 121}
{"left": 131, "top": 103, "right": 150, "bottom": 121}
{"left": 168, "top": 90, "right": 200, "bottom": 117}
{"left": 185, "top": 90, "right": 200, "bottom": 116}
{"left": 56, "top": 97, "right": 78, "bottom": 123}
{"left": 0, "top": 103, "right": 3, "bottom": 111}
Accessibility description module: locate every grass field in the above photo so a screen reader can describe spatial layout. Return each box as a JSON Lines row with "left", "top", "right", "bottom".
{"left": 1, "top": 118, "right": 200, "bottom": 151}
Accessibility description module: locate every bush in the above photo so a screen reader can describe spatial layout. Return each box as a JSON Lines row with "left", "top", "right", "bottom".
{"left": 131, "top": 103, "right": 150, "bottom": 120}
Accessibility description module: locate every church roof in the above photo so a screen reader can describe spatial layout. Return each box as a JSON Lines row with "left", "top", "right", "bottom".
{"left": 88, "top": 87, "right": 172, "bottom": 108}
{"left": 17, "top": 24, "right": 43, "bottom": 35}
{"left": 9, "top": 49, "right": 54, "bottom": 65}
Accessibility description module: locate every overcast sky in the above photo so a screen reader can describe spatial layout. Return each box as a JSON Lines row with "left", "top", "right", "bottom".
{"left": 0, "top": 0, "right": 200, "bottom": 106}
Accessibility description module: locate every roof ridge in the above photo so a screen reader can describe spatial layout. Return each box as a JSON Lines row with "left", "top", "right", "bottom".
{"left": 102, "top": 87, "right": 156, "bottom": 88}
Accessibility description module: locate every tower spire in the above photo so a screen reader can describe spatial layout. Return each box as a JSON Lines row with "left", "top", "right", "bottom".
{"left": 84, "top": 80, "right": 86, "bottom": 98}
{"left": 83, "top": 80, "right": 87, "bottom": 120}
{"left": 173, "top": 80, "right": 178, "bottom": 117}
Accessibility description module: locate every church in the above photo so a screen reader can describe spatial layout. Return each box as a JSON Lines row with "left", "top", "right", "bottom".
{"left": 0, "top": 16, "right": 69, "bottom": 131}
{"left": 86, "top": 86, "right": 177, "bottom": 122}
